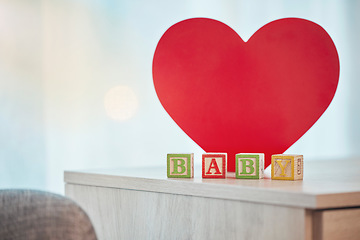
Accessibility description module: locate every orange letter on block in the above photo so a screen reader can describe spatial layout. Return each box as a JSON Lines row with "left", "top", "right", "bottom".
{"left": 271, "top": 154, "right": 303, "bottom": 180}
{"left": 276, "top": 160, "right": 290, "bottom": 176}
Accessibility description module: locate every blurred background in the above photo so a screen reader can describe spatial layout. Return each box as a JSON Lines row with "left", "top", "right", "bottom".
{"left": 0, "top": 0, "right": 359, "bottom": 194}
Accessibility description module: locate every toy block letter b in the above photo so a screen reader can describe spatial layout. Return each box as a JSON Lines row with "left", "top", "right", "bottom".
{"left": 235, "top": 153, "right": 264, "bottom": 179}
{"left": 167, "top": 153, "right": 194, "bottom": 178}
{"left": 202, "top": 153, "right": 227, "bottom": 178}
{"left": 271, "top": 154, "right": 303, "bottom": 180}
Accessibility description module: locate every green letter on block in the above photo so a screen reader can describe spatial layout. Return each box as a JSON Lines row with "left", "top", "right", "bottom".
{"left": 240, "top": 159, "right": 255, "bottom": 174}
{"left": 167, "top": 153, "right": 193, "bottom": 178}
{"left": 171, "top": 158, "right": 186, "bottom": 174}
{"left": 236, "top": 154, "right": 259, "bottom": 179}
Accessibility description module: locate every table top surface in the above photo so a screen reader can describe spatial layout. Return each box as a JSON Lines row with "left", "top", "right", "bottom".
{"left": 65, "top": 158, "right": 360, "bottom": 209}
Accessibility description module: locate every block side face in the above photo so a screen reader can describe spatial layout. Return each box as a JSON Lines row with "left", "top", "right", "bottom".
{"left": 190, "top": 153, "right": 194, "bottom": 178}
{"left": 167, "top": 154, "right": 192, "bottom": 178}
{"left": 235, "top": 154, "right": 240, "bottom": 178}
{"left": 223, "top": 154, "right": 227, "bottom": 178}
{"left": 272, "top": 155, "right": 295, "bottom": 180}
{"left": 167, "top": 155, "right": 171, "bottom": 178}
{"left": 294, "top": 156, "right": 303, "bottom": 180}
{"left": 235, "top": 154, "right": 260, "bottom": 179}
{"left": 202, "top": 157, "right": 205, "bottom": 178}
{"left": 271, "top": 156, "right": 275, "bottom": 179}
{"left": 259, "top": 154, "right": 264, "bottom": 179}
{"left": 202, "top": 154, "right": 226, "bottom": 178}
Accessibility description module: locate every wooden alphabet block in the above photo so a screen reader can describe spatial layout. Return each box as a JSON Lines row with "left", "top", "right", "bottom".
{"left": 202, "top": 153, "right": 227, "bottom": 178}
{"left": 235, "top": 153, "right": 264, "bottom": 179}
{"left": 167, "top": 153, "right": 194, "bottom": 178}
{"left": 271, "top": 154, "right": 303, "bottom": 180}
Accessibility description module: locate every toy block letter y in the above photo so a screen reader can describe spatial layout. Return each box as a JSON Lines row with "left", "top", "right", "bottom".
{"left": 271, "top": 154, "right": 303, "bottom": 180}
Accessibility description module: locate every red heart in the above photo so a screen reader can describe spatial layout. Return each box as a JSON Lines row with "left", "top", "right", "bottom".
{"left": 153, "top": 18, "right": 339, "bottom": 171}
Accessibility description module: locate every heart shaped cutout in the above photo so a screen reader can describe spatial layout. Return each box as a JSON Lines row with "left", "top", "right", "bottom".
{"left": 153, "top": 18, "right": 339, "bottom": 171}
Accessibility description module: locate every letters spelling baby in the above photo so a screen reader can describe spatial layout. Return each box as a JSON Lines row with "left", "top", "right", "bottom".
{"left": 167, "top": 153, "right": 303, "bottom": 181}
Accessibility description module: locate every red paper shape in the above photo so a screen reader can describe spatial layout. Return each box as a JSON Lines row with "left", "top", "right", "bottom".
{"left": 153, "top": 18, "right": 339, "bottom": 171}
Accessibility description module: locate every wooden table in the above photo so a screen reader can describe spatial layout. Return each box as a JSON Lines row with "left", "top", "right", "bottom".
{"left": 64, "top": 159, "right": 360, "bottom": 240}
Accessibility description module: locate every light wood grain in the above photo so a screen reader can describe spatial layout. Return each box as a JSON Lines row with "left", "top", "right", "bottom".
{"left": 305, "top": 210, "right": 313, "bottom": 240}
{"left": 64, "top": 159, "right": 360, "bottom": 240}
{"left": 64, "top": 159, "right": 360, "bottom": 209}
{"left": 66, "top": 183, "right": 309, "bottom": 240}
{"left": 313, "top": 208, "right": 360, "bottom": 240}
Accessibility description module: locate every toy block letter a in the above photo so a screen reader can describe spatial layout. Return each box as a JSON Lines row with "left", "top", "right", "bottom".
{"left": 202, "top": 153, "right": 227, "bottom": 178}
{"left": 206, "top": 158, "right": 221, "bottom": 174}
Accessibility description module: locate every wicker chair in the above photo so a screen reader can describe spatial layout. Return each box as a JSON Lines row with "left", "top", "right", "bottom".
{"left": 0, "top": 189, "right": 97, "bottom": 240}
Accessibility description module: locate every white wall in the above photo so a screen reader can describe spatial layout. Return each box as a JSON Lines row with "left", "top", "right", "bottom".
{"left": 0, "top": 1, "right": 46, "bottom": 189}
{"left": 0, "top": 0, "right": 359, "bottom": 193}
